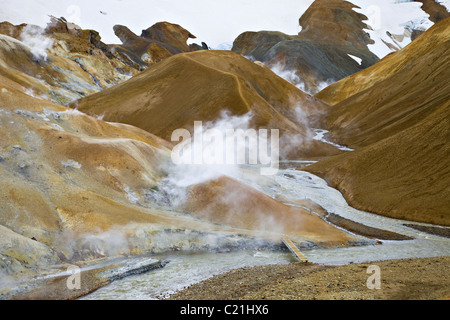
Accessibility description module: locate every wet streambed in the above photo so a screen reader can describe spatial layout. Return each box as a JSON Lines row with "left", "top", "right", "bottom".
{"left": 81, "top": 163, "right": 450, "bottom": 300}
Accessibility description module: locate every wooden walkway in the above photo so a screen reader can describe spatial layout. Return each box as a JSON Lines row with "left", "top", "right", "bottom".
{"left": 282, "top": 238, "right": 308, "bottom": 263}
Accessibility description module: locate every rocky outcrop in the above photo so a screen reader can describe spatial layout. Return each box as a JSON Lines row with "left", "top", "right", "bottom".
{"left": 141, "top": 22, "right": 197, "bottom": 53}
{"left": 231, "top": 31, "right": 294, "bottom": 58}
{"left": 298, "top": 0, "right": 374, "bottom": 52}
{"left": 0, "top": 21, "right": 26, "bottom": 39}
{"left": 232, "top": 0, "right": 379, "bottom": 94}
{"left": 110, "top": 21, "right": 206, "bottom": 67}
{"left": 304, "top": 18, "right": 450, "bottom": 225}
{"left": 414, "top": 0, "right": 450, "bottom": 23}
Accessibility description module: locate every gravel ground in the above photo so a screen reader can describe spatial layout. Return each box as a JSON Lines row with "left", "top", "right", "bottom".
{"left": 168, "top": 256, "right": 450, "bottom": 300}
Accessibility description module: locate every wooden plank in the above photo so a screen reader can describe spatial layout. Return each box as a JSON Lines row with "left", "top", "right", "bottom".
{"left": 284, "top": 239, "right": 308, "bottom": 262}
{"left": 282, "top": 238, "right": 308, "bottom": 262}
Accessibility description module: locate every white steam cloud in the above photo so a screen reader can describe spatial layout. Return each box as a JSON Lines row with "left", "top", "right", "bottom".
{"left": 19, "top": 25, "right": 54, "bottom": 61}
{"left": 170, "top": 110, "right": 254, "bottom": 187}
{"left": 268, "top": 62, "right": 334, "bottom": 95}
{"left": 277, "top": 96, "right": 317, "bottom": 160}
{"left": 53, "top": 224, "right": 268, "bottom": 260}
{"left": 157, "top": 111, "right": 255, "bottom": 208}
{"left": 0, "top": 267, "right": 16, "bottom": 288}
{"left": 151, "top": 110, "right": 280, "bottom": 209}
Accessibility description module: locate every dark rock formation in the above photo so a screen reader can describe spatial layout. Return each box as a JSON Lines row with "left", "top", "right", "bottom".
{"left": 140, "top": 21, "right": 196, "bottom": 53}
{"left": 414, "top": 0, "right": 450, "bottom": 23}
{"left": 232, "top": 0, "right": 379, "bottom": 94}
{"left": 111, "top": 21, "right": 206, "bottom": 67}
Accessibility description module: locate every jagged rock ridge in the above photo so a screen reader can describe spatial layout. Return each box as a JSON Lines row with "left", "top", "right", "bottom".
{"left": 111, "top": 21, "right": 207, "bottom": 68}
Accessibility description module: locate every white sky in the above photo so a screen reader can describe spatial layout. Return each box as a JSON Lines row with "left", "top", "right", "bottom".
{"left": 0, "top": 0, "right": 314, "bottom": 48}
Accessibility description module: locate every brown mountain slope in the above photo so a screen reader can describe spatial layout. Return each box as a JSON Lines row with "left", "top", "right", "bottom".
{"left": 0, "top": 75, "right": 174, "bottom": 238}
{"left": 314, "top": 17, "right": 450, "bottom": 148}
{"left": 304, "top": 101, "right": 450, "bottom": 226}
{"left": 303, "top": 18, "right": 450, "bottom": 225}
{"left": 315, "top": 17, "right": 450, "bottom": 106}
{"left": 74, "top": 50, "right": 341, "bottom": 159}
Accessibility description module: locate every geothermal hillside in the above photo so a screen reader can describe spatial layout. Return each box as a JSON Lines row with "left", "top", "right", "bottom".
{"left": 0, "top": 1, "right": 354, "bottom": 279}
{"left": 0, "top": 17, "right": 138, "bottom": 105}
{"left": 306, "top": 17, "right": 450, "bottom": 225}
{"left": 0, "top": 0, "right": 448, "bottom": 292}
{"left": 0, "top": 18, "right": 209, "bottom": 106}
{"left": 0, "top": 71, "right": 354, "bottom": 277}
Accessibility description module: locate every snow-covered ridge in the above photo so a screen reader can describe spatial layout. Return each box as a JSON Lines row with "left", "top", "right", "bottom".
{"left": 351, "top": 0, "right": 437, "bottom": 58}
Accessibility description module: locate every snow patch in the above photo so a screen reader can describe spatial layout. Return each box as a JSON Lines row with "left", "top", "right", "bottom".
{"left": 313, "top": 129, "right": 354, "bottom": 152}
{"left": 95, "top": 113, "right": 106, "bottom": 121}
{"left": 351, "top": 0, "right": 434, "bottom": 58}
{"left": 24, "top": 88, "right": 49, "bottom": 101}
{"left": 212, "top": 42, "right": 233, "bottom": 51}
{"left": 348, "top": 54, "right": 362, "bottom": 65}
{"left": 61, "top": 160, "right": 82, "bottom": 169}
{"left": 124, "top": 186, "right": 140, "bottom": 205}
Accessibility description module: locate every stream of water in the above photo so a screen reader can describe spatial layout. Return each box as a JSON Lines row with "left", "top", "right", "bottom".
{"left": 82, "top": 162, "right": 450, "bottom": 300}
{"left": 81, "top": 250, "right": 295, "bottom": 300}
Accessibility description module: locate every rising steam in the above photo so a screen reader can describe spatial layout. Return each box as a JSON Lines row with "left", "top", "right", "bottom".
{"left": 19, "top": 25, "right": 54, "bottom": 61}
{"left": 269, "top": 62, "right": 334, "bottom": 95}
